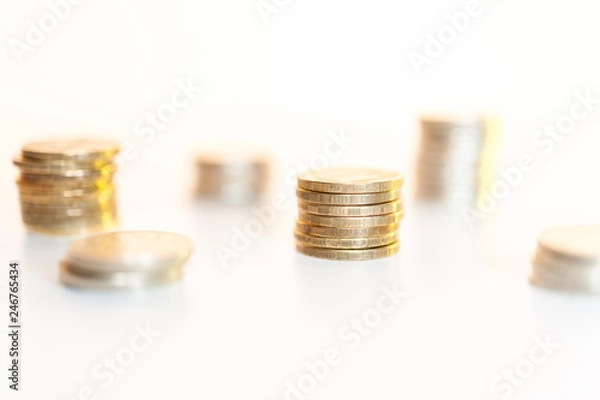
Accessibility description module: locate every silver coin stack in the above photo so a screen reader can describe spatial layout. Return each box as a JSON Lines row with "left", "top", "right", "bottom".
{"left": 415, "top": 116, "right": 493, "bottom": 204}
{"left": 60, "top": 231, "right": 193, "bottom": 290}
{"left": 531, "top": 225, "right": 600, "bottom": 294}
{"left": 195, "top": 152, "right": 271, "bottom": 205}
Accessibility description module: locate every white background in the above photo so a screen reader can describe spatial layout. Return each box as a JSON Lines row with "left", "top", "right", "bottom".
{"left": 1, "top": 0, "right": 600, "bottom": 399}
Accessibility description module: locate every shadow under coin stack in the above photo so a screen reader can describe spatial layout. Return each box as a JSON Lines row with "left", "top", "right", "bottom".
{"left": 195, "top": 152, "right": 271, "bottom": 205}
{"left": 415, "top": 116, "right": 496, "bottom": 204}
{"left": 60, "top": 231, "right": 193, "bottom": 290}
{"left": 531, "top": 225, "right": 600, "bottom": 294}
{"left": 13, "top": 138, "right": 120, "bottom": 235}
{"left": 295, "top": 167, "right": 404, "bottom": 261}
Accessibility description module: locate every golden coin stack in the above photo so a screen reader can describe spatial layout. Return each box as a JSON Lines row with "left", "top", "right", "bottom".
{"left": 60, "top": 231, "right": 193, "bottom": 290}
{"left": 195, "top": 152, "right": 271, "bottom": 204}
{"left": 415, "top": 116, "right": 497, "bottom": 204}
{"left": 13, "top": 138, "right": 120, "bottom": 236}
{"left": 531, "top": 225, "right": 600, "bottom": 294}
{"left": 295, "top": 167, "right": 404, "bottom": 261}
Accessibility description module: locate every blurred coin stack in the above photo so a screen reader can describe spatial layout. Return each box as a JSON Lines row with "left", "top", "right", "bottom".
{"left": 415, "top": 116, "right": 497, "bottom": 204}
{"left": 295, "top": 167, "right": 404, "bottom": 261}
{"left": 13, "top": 138, "right": 120, "bottom": 235}
{"left": 60, "top": 231, "right": 193, "bottom": 290}
{"left": 531, "top": 225, "right": 600, "bottom": 294}
{"left": 195, "top": 152, "right": 271, "bottom": 204}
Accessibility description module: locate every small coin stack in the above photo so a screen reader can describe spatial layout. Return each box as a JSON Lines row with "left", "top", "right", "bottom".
{"left": 13, "top": 138, "right": 120, "bottom": 235}
{"left": 295, "top": 167, "right": 404, "bottom": 261}
{"left": 60, "top": 231, "right": 193, "bottom": 290}
{"left": 531, "top": 225, "right": 600, "bottom": 294}
{"left": 415, "top": 116, "right": 497, "bottom": 204}
{"left": 195, "top": 152, "right": 270, "bottom": 204}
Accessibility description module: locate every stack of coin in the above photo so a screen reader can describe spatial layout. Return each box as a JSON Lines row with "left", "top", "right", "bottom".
{"left": 195, "top": 152, "right": 270, "bottom": 204}
{"left": 415, "top": 116, "right": 497, "bottom": 204}
{"left": 13, "top": 138, "right": 120, "bottom": 235}
{"left": 60, "top": 231, "right": 193, "bottom": 290}
{"left": 295, "top": 167, "right": 404, "bottom": 261}
{"left": 530, "top": 225, "right": 600, "bottom": 294}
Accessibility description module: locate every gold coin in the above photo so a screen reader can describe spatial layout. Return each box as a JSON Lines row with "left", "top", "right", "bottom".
{"left": 537, "top": 225, "right": 600, "bottom": 261}
{"left": 12, "top": 155, "right": 112, "bottom": 173}
{"left": 64, "top": 231, "right": 193, "bottom": 273}
{"left": 21, "top": 138, "right": 120, "bottom": 161}
{"left": 298, "top": 167, "right": 404, "bottom": 193}
{"left": 297, "top": 198, "right": 403, "bottom": 217}
{"left": 296, "top": 221, "right": 398, "bottom": 238}
{"left": 294, "top": 230, "right": 398, "bottom": 249}
{"left": 19, "top": 187, "right": 115, "bottom": 205}
{"left": 296, "top": 241, "right": 400, "bottom": 261}
{"left": 298, "top": 210, "right": 404, "bottom": 228}
{"left": 16, "top": 163, "right": 117, "bottom": 178}
{"left": 296, "top": 188, "right": 401, "bottom": 205}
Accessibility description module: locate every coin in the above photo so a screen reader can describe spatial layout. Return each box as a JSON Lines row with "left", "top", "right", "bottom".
{"left": 296, "top": 241, "right": 400, "bottom": 261}
{"left": 298, "top": 210, "right": 404, "bottom": 228}
{"left": 415, "top": 116, "right": 495, "bottom": 205}
{"left": 59, "top": 231, "right": 193, "bottom": 289}
{"left": 297, "top": 199, "right": 403, "bottom": 217}
{"left": 12, "top": 155, "right": 111, "bottom": 173}
{"left": 64, "top": 231, "right": 193, "bottom": 273}
{"left": 537, "top": 225, "right": 600, "bottom": 261}
{"left": 296, "top": 188, "right": 401, "bottom": 205}
{"left": 195, "top": 151, "right": 271, "bottom": 204}
{"left": 297, "top": 167, "right": 404, "bottom": 193}
{"left": 22, "top": 138, "right": 120, "bottom": 161}
{"left": 296, "top": 221, "right": 399, "bottom": 238}
{"left": 294, "top": 231, "right": 398, "bottom": 249}
{"left": 530, "top": 225, "right": 600, "bottom": 294}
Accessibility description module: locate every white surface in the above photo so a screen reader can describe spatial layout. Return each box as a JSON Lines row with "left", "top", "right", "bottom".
{"left": 2, "top": 0, "right": 600, "bottom": 398}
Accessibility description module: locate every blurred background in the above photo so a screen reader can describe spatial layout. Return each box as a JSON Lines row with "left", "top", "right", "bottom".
{"left": 1, "top": 0, "right": 600, "bottom": 399}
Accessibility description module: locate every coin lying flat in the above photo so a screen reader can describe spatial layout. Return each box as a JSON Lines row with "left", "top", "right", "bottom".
{"left": 296, "top": 221, "right": 399, "bottom": 238}
{"left": 22, "top": 138, "right": 120, "bottom": 161}
{"left": 530, "top": 225, "right": 600, "bottom": 294}
{"left": 296, "top": 188, "right": 401, "bottom": 205}
{"left": 298, "top": 210, "right": 404, "bottom": 228}
{"left": 296, "top": 241, "right": 400, "bottom": 261}
{"left": 297, "top": 199, "right": 403, "bottom": 217}
{"left": 537, "top": 225, "right": 600, "bottom": 261}
{"left": 294, "top": 231, "right": 398, "bottom": 249}
{"left": 60, "top": 231, "right": 193, "bottom": 289}
{"left": 297, "top": 167, "right": 404, "bottom": 193}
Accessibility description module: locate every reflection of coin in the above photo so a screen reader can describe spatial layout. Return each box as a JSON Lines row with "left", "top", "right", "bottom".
{"left": 296, "top": 188, "right": 401, "bottom": 205}
{"left": 296, "top": 241, "right": 400, "bottom": 261}
{"left": 294, "top": 231, "right": 398, "bottom": 249}
{"left": 22, "top": 138, "right": 120, "bottom": 161}
{"left": 298, "top": 211, "right": 403, "bottom": 228}
{"left": 297, "top": 199, "right": 403, "bottom": 217}
{"left": 297, "top": 167, "right": 404, "bottom": 193}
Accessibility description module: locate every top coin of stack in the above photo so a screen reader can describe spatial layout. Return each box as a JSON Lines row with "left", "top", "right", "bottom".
{"left": 295, "top": 167, "right": 404, "bottom": 261}
{"left": 531, "top": 225, "right": 600, "bottom": 294}
{"left": 195, "top": 151, "right": 271, "bottom": 205}
{"left": 415, "top": 116, "right": 496, "bottom": 205}
{"left": 13, "top": 138, "right": 120, "bottom": 236}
